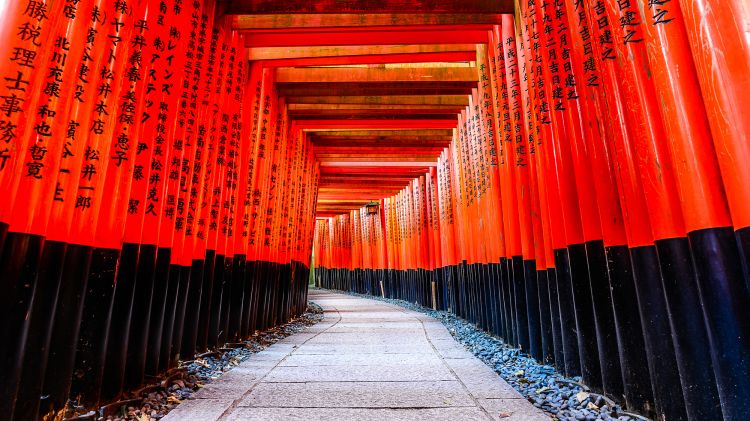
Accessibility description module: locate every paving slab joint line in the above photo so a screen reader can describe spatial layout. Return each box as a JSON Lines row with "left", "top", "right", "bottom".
{"left": 408, "top": 303, "right": 496, "bottom": 420}
{"left": 215, "top": 300, "right": 343, "bottom": 420}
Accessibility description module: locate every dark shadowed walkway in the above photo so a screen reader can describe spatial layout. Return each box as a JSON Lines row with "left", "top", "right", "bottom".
{"left": 163, "top": 290, "right": 549, "bottom": 420}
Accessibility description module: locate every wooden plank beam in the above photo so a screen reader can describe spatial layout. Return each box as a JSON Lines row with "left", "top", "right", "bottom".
{"left": 319, "top": 161, "right": 438, "bottom": 167}
{"left": 259, "top": 51, "right": 474, "bottom": 67}
{"left": 286, "top": 96, "right": 469, "bottom": 105}
{"left": 307, "top": 129, "right": 454, "bottom": 136}
{"left": 234, "top": 14, "right": 506, "bottom": 29}
{"left": 225, "top": 1, "right": 511, "bottom": 15}
{"left": 297, "top": 119, "right": 456, "bottom": 129}
{"left": 276, "top": 67, "right": 477, "bottom": 83}
{"left": 244, "top": 27, "right": 489, "bottom": 47}
{"left": 319, "top": 167, "right": 431, "bottom": 175}
{"left": 247, "top": 44, "right": 476, "bottom": 60}
{"left": 289, "top": 104, "right": 463, "bottom": 111}
{"left": 277, "top": 82, "right": 474, "bottom": 96}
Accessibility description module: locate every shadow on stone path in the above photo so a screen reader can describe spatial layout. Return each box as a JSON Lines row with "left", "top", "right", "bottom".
{"left": 163, "top": 289, "right": 550, "bottom": 421}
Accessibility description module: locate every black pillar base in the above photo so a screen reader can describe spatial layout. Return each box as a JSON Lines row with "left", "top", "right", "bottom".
{"left": 13, "top": 240, "right": 66, "bottom": 421}
{"left": 100, "top": 243, "right": 140, "bottom": 403}
{"left": 0, "top": 232, "right": 44, "bottom": 416}
{"left": 546, "top": 267, "right": 565, "bottom": 372}
{"left": 181, "top": 259, "right": 205, "bottom": 360}
{"left": 144, "top": 248, "right": 171, "bottom": 376}
{"left": 69, "top": 247, "right": 120, "bottom": 410}
{"left": 585, "top": 240, "right": 623, "bottom": 402}
{"left": 124, "top": 244, "right": 157, "bottom": 391}
{"left": 690, "top": 227, "right": 750, "bottom": 420}
{"left": 630, "top": 245, "right": 687, "bottom": 421}
{"left": 39, "top": 244, "right": 92, "bottom": 419}
{"left": 197, "top": 250, "right": 216, "bottom": 351}
{"left": 655, "top": 237, "right": 722, "bottom": 419}
{"left": 605, "top": 245, "right": 654, "bottom": 415}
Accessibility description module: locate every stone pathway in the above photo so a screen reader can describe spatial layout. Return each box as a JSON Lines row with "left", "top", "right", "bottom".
{"left": 163, "top": 289, "right": 550, "bottom": 421}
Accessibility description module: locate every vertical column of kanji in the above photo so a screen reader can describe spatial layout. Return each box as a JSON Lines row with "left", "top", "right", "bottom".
{"left": 306, "top": 159, "right": 320, "bottom": 304}
{"left": 448, "top": 132, "right": 465, "bottom": 318}
{"left": 678, "top": 0, "right": 750, "bottom": 282}
{"left": 228, "top": 43, "right": 252, "bottom": 338}
{"left": 96, "top": 0, "right": 153, "bottom": 404}
{"left": 119, "top": 0, "right": 166, "bottom": 392}
{"left": 269, "top": 100, "right": 291, "bottom": 326}
{"left": 467, "top": 95, "right": 487, "bottom": 328}
{"left": 261, "top": 95, "right": 285, "bottom": 327}
{"left": 535, "top": 0, "right": 607, "bottom": 391}
{"left": 426, "top": 168, "right": 440, "bottom": 309}
{"left": 0, "top": 0, "right": 34, "bottom": 248}
{"left": 245, "top": 71, "right": 273, "bottom": 332}
{"left": 403, "top": 187, "right": 412, "bottom": 300}
{"left": 185, "top": 17, "right": 230, "bottom": 359}
{"left": 237, "top": 62, "right": 263, "bottom": 339}
{"left": 393, "top": 193, "right": 401, "bottom": 299}
{"left": 152, "top": 0, "right": 203, "bottom": 375}
{"left": 476, "top": 44, "right": 504, "bottom": 335}
{"left": 487, "top": 26, "right": 520, "bottom": 348}
{"left": 0, "top": 0, "right": 77, "bottom": 417}
{"left": 495, "top": 20, "right": 530, "bottom": 351}
{"left": 0, "top": 0, "right": 64, "bottom": 258}
{"left": 457, "top": 111, "right": 473, "bottom": 319}
{"left": 436, "top": 152, "right": 455, "bottom": 312}
{"left": 172, "top": 3, "right": 218, "bottom": 367}
{"left": 228, "top": 31, "right": 248, "bottom": 338}
{"left": 294, "top": 138, "right": 312, "bottom": 305}
{"left": 643, "top": 0, "right": 750, "bottom": 416}
{"left": 513, "top": 10, "right": 553, "bottom": 361}
{"left": 413, "top": 180, "right": 421, "bottom": 303}
{"left": 63, "top": 0, "right": 141, "bottom": 410}
{"left": 477, "top": 83, "right": 502, "bottom": 334}
{"left": 381, "top": 198, "right": 391, "bottom": 296}
{"left": 137, "top": 0, "right": 188, "bottom": 379}
{"left": 287, "top": 128, "right": 305, "bottom": 314}
{"left": 562, "top": 0, "right": 652, "bottom": 412}
{"left": 352, "top": 210, "right": 361, "bottom": 291}
{"left": 279, "top": 119, "right": 295, "bottom": 320}
{"left": 419, "top": 176, "right": 430, "bottom": 305}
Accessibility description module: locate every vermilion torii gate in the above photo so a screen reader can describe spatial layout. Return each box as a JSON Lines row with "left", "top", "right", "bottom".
{"left": 0, "top": 0, "right": 749, "bottom": 420}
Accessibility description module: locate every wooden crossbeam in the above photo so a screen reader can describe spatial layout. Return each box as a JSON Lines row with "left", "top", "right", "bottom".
{"left": 244, "top": 27, "right": 489, "bottom": 47}
{"left": 225, "top": 1, "right": 511, "bottom": 15}
{"left": 247, "top": 44, "right": 477, "bottom": 60}
{"left": 275, "top": 67, "right": 477, "bottom": 83}
{"left": 286, "top": 96, "right": 469, "bottom": 105}
{"left": 234, "top": 14, "right": 506, "bottom": 29}
{"left": 289, "top": 104, "right": 463, "bottom": 111}
{"left": 308, "top": 129, "right": 454, "bottom": 136}
{"left": 259, "top": 52, "right": 475, "bottom": 67}
{"left": 278, "top": 82, "right": 474, "bottom": 97}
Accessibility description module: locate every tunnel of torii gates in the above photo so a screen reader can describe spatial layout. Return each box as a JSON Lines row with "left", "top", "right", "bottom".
{"left": 0, "top": 0, "right": 749, "bottom": 419}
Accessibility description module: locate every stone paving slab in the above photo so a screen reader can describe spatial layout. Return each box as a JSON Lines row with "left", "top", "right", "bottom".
{"left": 262, "top": 362, "right": 455, "bottom": 382}
{"left": 225, "top": 407, "right": 492, "bottom": 421}
{"left": 279, "top": 352, "right": 444, "bottom": 367}
{"left": 239, "top": 380, "right": 476, "bottom": 408}
{"left": 163, "top": 290, "right": 549, "bottom": 421}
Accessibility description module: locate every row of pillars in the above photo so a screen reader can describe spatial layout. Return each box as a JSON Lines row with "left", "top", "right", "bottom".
{"left": 0, "top": 236, "right": 310, "bottom": 421}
